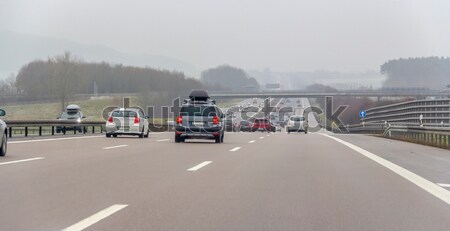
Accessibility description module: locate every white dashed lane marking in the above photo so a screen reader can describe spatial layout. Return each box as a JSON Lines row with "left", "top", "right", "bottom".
{"left": 62, "top": 204, "right": 128, "bottom": 231}
{"left": 103, "top": 145, "right": 128, "bottom": 150}
{"left": 187, "top": 161, "right": 212, "bottom": 171}
{"left": 0, "top": 157, "right": 45, "bottom": 166}
{"left": 230, "top": 147, "right": 241, "bottom": 152}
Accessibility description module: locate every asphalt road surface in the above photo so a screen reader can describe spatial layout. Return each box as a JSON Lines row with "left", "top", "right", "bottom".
{"left": 1, "top": 129, "right": 450, "bottom": 231}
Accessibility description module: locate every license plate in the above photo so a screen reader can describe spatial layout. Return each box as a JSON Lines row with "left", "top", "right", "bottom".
{"left": 192, "top": 122, "right": 204, "bottom": 126}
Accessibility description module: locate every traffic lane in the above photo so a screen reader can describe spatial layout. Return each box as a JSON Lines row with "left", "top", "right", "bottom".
{"left": 2, "top": 131, "right": 261, "bottom": 167}
{"left": 1, "top": 135, "right": 105, "bottom": 164}
{"left": 2, "top": 133, "right": 169, "bottom": 163}
{"left": 0, "top": 132, "right": 263, "bottom": 231}
{"left": 92, "top": 132, "right": 450, "bottom": 231}
{"left": 0, "top": 133, "right": 176, "bottom": 230}
{"left": 333, "top": 134, "right": 450, "bottom": 189}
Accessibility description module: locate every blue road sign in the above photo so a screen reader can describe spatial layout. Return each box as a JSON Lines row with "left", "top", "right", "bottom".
{"left": 359, "top": 110, "right": 367, "bottom": 118}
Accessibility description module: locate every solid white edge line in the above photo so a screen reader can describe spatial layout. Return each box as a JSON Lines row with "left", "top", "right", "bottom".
{"left": 187, "top": 161, "right": 212, "bottom": 171}
{"left": 9, "top": 136, "right": 103, "bottom": 144}
{"left": 0, "top": 157, "right": 45, "bottom": 166}
{"left": 437, "top": 183, "right": 450, "bottom": 188}
{"left": 102, "top": 145, "right": 128, "bottom": 150}
{"left": 249, "top": 140, "right": 256, "bottom": 143}
{"left": 320, "top": 133, "right": 450, "bottom": 205}
{"left": 230, "top": 147, "right": 241, "bottom": 152}
{"left": 156, "top": 139, "right": 171, "bottom": 142}
{"left": 62, "top": 204, "right": 128, "bottom": 231}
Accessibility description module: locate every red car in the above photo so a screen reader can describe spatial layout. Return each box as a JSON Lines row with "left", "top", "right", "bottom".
{"left": 252, "top": 118, "right": 274, "bottom": 132}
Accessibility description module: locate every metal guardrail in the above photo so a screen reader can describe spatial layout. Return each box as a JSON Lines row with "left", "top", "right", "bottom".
{"left": 383, "top": 125, "right": 450, "bottom": 149}
{"left": 5, "top": 120, "right": 106, "bottom": 137}
{"left": 344, "top": 122, "right": 449, "bottom": 149}
{"left": 4, "top": 120, "right": 172, "bottom": 138}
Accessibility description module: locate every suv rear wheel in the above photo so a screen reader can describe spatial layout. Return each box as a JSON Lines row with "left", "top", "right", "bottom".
{"left": 0, "top": 133, "right": 7, "bottom": 156}
{"left": 215, "top": 133, "right": 223, "bottom": 143}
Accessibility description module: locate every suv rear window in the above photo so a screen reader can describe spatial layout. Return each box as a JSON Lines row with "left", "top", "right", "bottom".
{"left": 66, "top": 110, "right": 80, "bottom": 115}
{"left": 180, "top": 106, "right": 218, "bottom": 117}
{"left": 60, "top": 112, "right": 81, "bottom": 119}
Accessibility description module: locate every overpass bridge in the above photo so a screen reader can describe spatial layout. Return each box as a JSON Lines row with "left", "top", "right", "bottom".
{"left": 210, "top": 90, "right": 450, "bottom": 99}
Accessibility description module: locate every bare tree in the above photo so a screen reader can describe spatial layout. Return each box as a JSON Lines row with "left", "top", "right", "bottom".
{"left": 50, "top": 51, "right": 80, "bottom": 112}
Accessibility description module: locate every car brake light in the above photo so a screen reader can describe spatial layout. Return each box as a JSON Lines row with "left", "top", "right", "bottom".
{"left": 176, "top": 116, "right": 182, "bottom": 124}
{"left": 134, "top": 116, "right": 140, "bottom": 124}
{"left": 213, "top": 116, "right": 219, "bottom": 125}
{"left": 108, "top": 116, "right": 113, "bottom": 123}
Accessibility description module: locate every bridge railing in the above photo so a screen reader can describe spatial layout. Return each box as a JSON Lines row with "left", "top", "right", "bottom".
{"left": 363, "top": 99, "right": 450, "bottom": 127}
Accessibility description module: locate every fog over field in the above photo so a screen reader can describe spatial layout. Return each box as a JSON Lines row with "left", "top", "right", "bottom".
{"left": 1, "top": 0, "right": 450, "bottom": 86}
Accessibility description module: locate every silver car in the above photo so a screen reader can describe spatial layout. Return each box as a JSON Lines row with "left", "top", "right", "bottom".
{"left": 105, "top": 108, "right": 149, "bottom": 138}
{"left": 286, "top": 115, "right": 308, "bottom": 134}
{"left": 0, "top": 109, "right": 7, "bottom": 156}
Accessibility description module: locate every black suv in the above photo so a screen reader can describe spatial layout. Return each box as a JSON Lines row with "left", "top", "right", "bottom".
{"left": 175, "top": 90, "right": 225, "bottom": 143}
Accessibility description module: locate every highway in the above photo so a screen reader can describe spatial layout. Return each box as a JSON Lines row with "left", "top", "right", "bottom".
{"left": 2, "top": 129, "right": 450, "bottom": 230}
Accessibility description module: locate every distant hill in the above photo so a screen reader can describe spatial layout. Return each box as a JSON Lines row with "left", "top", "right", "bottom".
{"left": 248, "top": 69, "right": 385, "bottom": 90}
{"left": 0, "top": 30, "right": 198, "bottom": 79}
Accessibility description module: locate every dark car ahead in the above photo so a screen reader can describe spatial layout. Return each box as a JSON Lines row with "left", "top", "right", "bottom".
{"left": 252, "top": 118, "right": 274, "bottom": 132}
{"left": 175, "top": 90, "right": 225, "bottom": 143}
{"left": 238, "top": 120, "right": 253, "bottom": 132}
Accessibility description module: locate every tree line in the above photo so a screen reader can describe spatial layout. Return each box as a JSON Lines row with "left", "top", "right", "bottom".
{"left": 200, "top": 65, "right": 259, "bottom": 91}
{"left": 12, "top": 52, "right": 204, "bottom": 110}
{"left": 381, "top": 57, "right": 450, "bottom": 89}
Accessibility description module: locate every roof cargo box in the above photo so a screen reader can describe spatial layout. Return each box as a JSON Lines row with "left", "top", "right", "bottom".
{"left": 66, "top": 104, "right": 81, "bottom": 111}
{"left": 189, "top": 89, "right": 210, "bottom": 101}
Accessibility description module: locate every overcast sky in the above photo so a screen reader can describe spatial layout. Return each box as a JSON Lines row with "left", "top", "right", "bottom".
{"left": 1, "top": 0, "right": 449, "bottom": 72}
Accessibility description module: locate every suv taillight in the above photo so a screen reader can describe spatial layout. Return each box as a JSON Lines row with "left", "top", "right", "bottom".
{"left": 176, "top": 116, "right": 183, "bottom": 124}
{"left": 213, "top": 116, "right": 219, "bottom": 125}
{"left": 108, "top": 116, "right": 113, "bottom": 123}
{"left": 134, "top": 116, "right": 140, "bottom": 124}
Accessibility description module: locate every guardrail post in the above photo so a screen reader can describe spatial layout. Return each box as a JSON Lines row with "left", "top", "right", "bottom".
{"left": 74, "top": 129, "right": 76, "bottom": 135}
{"left": 52, "top": 126, "right": 54, "bottom": 135}
{"left": 92, "top": 126, "right": 95, "bottom": 134}
{"left": 446, "top": 135, "right": 450, "bottom": 148}
{"left": 25, "top": 127, "right": 28, "bottom": 137}
{"left": 9, "top": 127, "right": 12, "bottom": 138}
{"left": 39, "top": 126, "right": 42, "bottom": 136}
